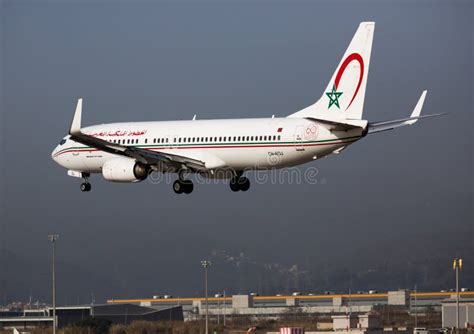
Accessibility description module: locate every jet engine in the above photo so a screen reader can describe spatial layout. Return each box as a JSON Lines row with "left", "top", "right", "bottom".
{"left": 102, "top": 157, "right": 149, "bottom": 182}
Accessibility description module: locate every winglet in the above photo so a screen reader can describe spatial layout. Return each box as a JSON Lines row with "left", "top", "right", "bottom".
{"left": 69, "top": 98, "right": 83, "bottom": 135}
{"left": 406, "top": 90, "right": 427, "bottom": 125}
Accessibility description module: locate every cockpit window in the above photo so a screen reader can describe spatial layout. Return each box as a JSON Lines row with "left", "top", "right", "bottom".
{"left": 59, "top": 139, "right": 67, "bottom": 145}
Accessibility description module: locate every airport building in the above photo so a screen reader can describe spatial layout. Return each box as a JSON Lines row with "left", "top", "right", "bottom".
{"left": 441, "top": 298, "right": 474, "bottom": 329}
{"left": 108, "top": 290, "right": 474, "bottom": 321}
{"left": 0, "top": 304, "right": 183, "bottom": 330}
{"left": 2, "top": 290, "right": 473, "bottom": 331}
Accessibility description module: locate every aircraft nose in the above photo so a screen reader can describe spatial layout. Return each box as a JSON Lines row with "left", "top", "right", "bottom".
{"left": 51, "top": 146, "right": 59, "bottom": 161}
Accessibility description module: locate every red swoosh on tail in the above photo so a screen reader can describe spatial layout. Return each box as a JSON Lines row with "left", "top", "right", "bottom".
{"left": 334, "top": 53, "right": 364, "bottom": 110}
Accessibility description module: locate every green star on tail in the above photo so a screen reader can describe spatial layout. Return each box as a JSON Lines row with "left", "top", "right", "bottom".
{"left": 326, "top": 85, "right": 343, "bottom": 109}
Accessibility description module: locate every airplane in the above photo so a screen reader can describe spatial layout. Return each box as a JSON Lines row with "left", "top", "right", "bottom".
{"left": 51, "top": 22, "right": 444, "bottom": 194}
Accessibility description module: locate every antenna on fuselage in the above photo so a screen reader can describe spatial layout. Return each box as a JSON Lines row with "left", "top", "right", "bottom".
{"left": 192, "top": 114, "right": 197, "bottom": 120}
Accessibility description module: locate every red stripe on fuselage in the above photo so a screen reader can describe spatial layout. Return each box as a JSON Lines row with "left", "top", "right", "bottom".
{"left": 53, "top": 139, "right": 359, "bottom": 158}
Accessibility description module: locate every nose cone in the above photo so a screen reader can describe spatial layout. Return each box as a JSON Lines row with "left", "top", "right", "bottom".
{"left": 51, "top": 145, "right": 60, "bottom": 162}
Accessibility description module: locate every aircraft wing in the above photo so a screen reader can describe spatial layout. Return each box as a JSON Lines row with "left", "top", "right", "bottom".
{"left": 368, "top": 91, "right": 446, "bottom": 134}
{"left": 68, "top": 99, "right": 207, "bottom": 172}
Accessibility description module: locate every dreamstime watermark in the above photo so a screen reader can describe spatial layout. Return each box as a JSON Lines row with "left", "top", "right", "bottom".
{"left": 147, "top": 166, "right": 327, "bottom": 186}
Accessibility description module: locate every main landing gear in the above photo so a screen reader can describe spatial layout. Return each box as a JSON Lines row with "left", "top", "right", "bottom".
{"left": 173, "top": 179, "right": 194, "bottom": 194}
{"left": 80, "top": 174, "right": 91, "bottom": 192}
{"left": 229, "top": 175, "right": 250, "bottom": 192}
{"left": 173, "top": 171, "right": 194, "bottom": 194}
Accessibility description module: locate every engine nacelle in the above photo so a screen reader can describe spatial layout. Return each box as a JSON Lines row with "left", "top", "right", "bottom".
{"left": 102, "top": 157, "right": 149, "bottom": 183}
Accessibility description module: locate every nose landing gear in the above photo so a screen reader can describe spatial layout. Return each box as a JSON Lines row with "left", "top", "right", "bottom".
{"left": 80, "top": 173, "right": 91, "bottom": 192}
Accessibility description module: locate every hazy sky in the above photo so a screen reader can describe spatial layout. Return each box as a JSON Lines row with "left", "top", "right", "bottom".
{"left": 0, "top": 0, "right": 472, "bottom": 304}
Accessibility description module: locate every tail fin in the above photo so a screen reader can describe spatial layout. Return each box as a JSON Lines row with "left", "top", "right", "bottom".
{"left": 289, "top": 22, "right": 375, "bottom": 121}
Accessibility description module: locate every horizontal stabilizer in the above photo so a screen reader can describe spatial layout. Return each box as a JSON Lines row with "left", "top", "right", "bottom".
{"left": 368, "top": 91, "right": 446, "bottom": 134}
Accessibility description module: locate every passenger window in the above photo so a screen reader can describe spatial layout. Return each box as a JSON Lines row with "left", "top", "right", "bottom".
{"left": 179, "top": 138, "right": 182, "bottom": 143}
{"left": 273, "top": 136, "right": 276, "bottom": 140}
{"left": 223, "top": 137, "right": 226, "bottom": 142}
{"left": 246, "top": 136, "right": 250, "bottom": 141}
{"left": 193, "top": 137, "right": 195, "bottom": 142}
{"left": 278, "top": 135, "right": 281, "bottom": 140}
{"left": 166, "top": 138, "right": 169, "bottom": 143}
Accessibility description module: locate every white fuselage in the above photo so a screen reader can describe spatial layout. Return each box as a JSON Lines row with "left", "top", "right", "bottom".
{"left": 52, "top": 117, "right": 363, "bottom": 176}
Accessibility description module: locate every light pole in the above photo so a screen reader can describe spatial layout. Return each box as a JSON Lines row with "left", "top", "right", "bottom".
{"left": 223, "top": 290, "right": 226, "bottom": 327}
{"left": 453, "top": 258, "right": 463, "bottom": 333}
{"left": 201, "top": 260, "right": 211, "bottom": 334}
{"left": 414, "top": 285, "right": 417, "bottom": 329}
{"left": 48, "top": 234, "right": 59, "bottom": 334}
{"left": 217, "top": 297, "right": 220, "bottom": 325}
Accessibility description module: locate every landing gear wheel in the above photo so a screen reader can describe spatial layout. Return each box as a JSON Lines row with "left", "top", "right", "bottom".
{"left": 239, "top": 177, "right": 250, "bottom": 191}
{"left": 80, "top": 183, "right": 91, "bottom": 192}
{"left": 183, "top": 180, "right": 194, "bottom": 194}
{"left": 229, "top": 176, "right": 250, "bottom": 192}
{"left": 229, "top": 178, "right": 240, "bottom": 192}
{"left": 173, "top": 180, "right": 184, "bottom": 194}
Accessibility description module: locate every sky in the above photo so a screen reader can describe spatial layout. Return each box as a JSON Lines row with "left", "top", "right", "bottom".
{"left": 0, "top": 0, "right": 472, "bottom": 305}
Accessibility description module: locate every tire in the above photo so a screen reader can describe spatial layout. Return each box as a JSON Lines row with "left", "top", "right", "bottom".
{"left": 239, "top": 177, "right": 250, "bottom": 192}
{"left": 183, "top": 180, "right": 194, "bottom": 194}
{"left": 80, "top": 183, "right": 91, "bottom": 192}
{"left": 229, "top": 178, "right": 240, "bottom": 192}
{"left": 173, "top": 180, "right": 183, "bottom": 194}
